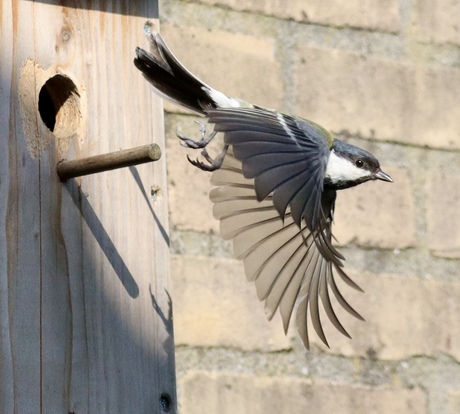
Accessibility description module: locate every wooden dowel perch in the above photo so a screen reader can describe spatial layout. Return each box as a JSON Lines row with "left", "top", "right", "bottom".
{"left": 57, "top": 144, "right": 161, "bottom": 181}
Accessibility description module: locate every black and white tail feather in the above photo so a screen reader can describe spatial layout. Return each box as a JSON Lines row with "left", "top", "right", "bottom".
{"left": 134, "top": 34, "right": 248, "bottom": 115}
{"left": 134, "top": 32, "right": 366, "bottom": 349}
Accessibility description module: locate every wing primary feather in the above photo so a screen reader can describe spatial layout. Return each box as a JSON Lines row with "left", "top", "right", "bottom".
{"left": 328, "top": 269, "right": 365, "bottom": 321}
{"left": 295, "top": 294, "right": 310, "bottom": 350}
{"left": 216, "top": 204, "right": 278, "bottom": 221}
{"left": 219, "top": 209, "right": 284, "bottom": 241}
{"left": 334, "top": 264, "right": 364, "bottom": 292}
{"left": 275, "top": 229, "right": 318, "bottom": 333}
{"left": 240, "top": 217, "right": 306, "bottom": 279}
{"left": 263, "top": 227, "right": 316, "bottom": 311}
{"left": 308, "top": 254, "right": 330, "bottom": 347}
{"left": 319, "top": 264, "right": 351, "bottom": 338}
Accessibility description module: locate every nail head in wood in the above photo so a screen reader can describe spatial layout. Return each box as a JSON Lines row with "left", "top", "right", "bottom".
{"left": 57, "top": 144, "right": 161, "bottom": 181}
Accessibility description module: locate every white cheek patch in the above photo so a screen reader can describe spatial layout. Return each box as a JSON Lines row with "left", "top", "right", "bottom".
{"left": 325, "top": 150, "right": 372, "bottom": 182}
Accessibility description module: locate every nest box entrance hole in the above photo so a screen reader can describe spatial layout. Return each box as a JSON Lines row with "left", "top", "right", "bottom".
{"left": 38, "top": 74, "right": 80, "bottom": 138}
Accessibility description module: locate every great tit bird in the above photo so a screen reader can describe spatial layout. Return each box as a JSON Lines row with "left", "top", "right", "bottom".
{"left": 134, "top": 32, "right": 393, "bottom": 349}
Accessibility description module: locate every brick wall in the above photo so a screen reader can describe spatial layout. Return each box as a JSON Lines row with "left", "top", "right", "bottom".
{"left": 157, "top": 1, "right": 460, "bottom": 413}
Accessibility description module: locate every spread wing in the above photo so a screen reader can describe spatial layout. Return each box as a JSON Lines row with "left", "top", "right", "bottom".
{"left": 207, "top": 108, "right": 333, "bottom": 232}
{"left": 208, "top": 122, "right": 364, "bottom": 348}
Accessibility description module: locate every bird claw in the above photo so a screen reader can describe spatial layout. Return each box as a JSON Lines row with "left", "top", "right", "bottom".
{"left": 187, "top": 145, "right": 229, "bottom": 172}
{"left": 177, "top": 120, "right": 217, "bottom": 149}
{"left": 177, "top": 120, "right": 227, "bottom": 171}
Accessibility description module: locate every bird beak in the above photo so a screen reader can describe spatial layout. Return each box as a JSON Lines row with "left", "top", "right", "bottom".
{"left": 374, "top": 170, "right": 393, "bottom": 182}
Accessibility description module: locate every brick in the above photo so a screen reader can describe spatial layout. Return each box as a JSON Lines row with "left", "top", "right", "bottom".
{"left": 313, "top": 271, "right": 460, "bottom": 361}
{"left": 427, "top": 172, "right": 460, "bottom": 258}
{"left": 179, "top": 371, "right": 427, "bottom": 414}
{"left": 412, "top": 0, "right": 460, "bottom": 46}
{"left": 294, "top": 47, "right": 460, "bottom": 150}
{"left": 161, "top": 24, "right": 283, "bottom": 111}
{"left": 333, "top": 167, "right": 416, "bottom": 249}
{"left": 195, "top": 0, "right": 400, "bottom": 32}
{"left": 171, "top": 255, "right": 293, "bottom": 351}
{"left": 166, "top": 114, "right": 219, "bottom": 233}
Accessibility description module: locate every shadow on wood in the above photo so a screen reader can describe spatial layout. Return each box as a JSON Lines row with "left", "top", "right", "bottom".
{"left": 64, "top": 178, "right": 140, "bottom": 298}
{"left": 129, "top": 165, "right": 170, "bottom": 247}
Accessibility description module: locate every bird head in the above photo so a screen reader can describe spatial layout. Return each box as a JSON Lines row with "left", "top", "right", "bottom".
{"left": 324, "top": 139, "right": 392, "bottom": 190}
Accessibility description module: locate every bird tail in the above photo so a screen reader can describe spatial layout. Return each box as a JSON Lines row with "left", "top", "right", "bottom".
{"left": 135, "top": 32, "right": 240, "bottom": 115}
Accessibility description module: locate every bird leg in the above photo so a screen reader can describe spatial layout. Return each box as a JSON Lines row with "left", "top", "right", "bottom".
{"left": 177, "top": 120, "right": 227, "bottom": 171}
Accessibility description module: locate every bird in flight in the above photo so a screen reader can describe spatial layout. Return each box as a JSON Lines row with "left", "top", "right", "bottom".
{"left": 134, "top": 31, "right": 392, "bottom": 349}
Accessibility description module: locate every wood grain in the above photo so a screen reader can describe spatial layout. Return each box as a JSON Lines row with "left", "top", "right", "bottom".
{"left": 0, "top": 1, "right": 176, "bottom": 413}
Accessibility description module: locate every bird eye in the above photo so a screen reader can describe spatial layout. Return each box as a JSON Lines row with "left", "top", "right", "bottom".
{"left": 355, "top": 159, "right": 364, "bottom": 168}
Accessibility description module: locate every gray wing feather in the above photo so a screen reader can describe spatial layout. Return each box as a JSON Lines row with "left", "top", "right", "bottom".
{"left": 210, "top": 151, "right": 363, "bottom": 348}
{"left": 208, "top": 108, "right": 330, "bottom": 231}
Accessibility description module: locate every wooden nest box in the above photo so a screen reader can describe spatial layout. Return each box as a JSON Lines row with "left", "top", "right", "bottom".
{"left": 0, "top": 1, "right": 176, "bottom": 413}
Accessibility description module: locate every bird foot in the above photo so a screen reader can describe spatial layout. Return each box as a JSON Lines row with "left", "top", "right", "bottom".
{"left": 187, "top": 145, "right": 229, "bottom": 172}
{"left": 177, "top": 120, "right": 217, "bottom": 149}
{"left": 177, "top": 120, "right": 227, "bottom": 171}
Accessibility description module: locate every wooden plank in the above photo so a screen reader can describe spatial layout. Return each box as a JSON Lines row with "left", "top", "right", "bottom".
{"left": 0, "top": 2, "right": 16, "bottom": 413}
{"left": 3, "top": 2, "right": 43, "bottom": 413}
{"left": 1, "top": 1, "right": 176, "bottom": 413}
